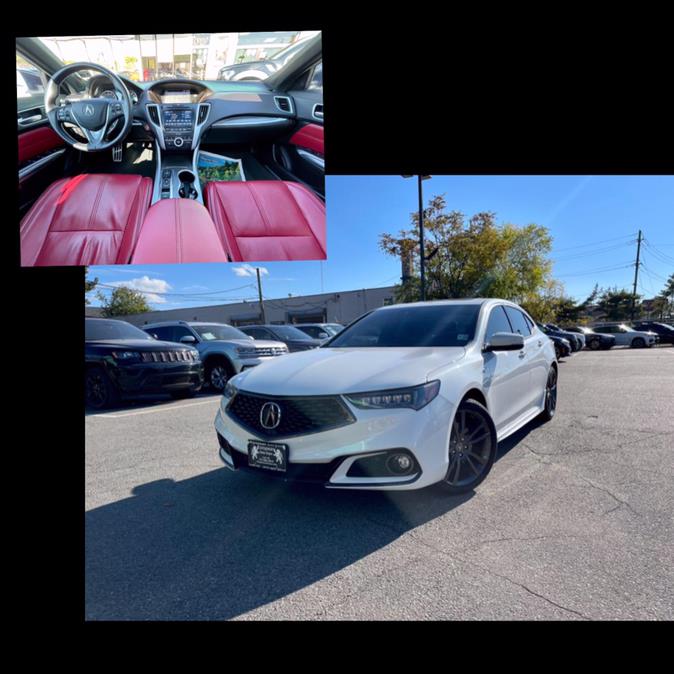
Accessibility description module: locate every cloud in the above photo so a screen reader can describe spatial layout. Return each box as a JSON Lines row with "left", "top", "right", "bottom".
{"left": 107, "top": 276, "right": 172, "bottom": 304}
{"left": 232, "top": 264, "right": 268, "bottom": 277}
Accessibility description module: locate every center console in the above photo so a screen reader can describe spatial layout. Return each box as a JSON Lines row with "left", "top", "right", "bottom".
{"left": 146, "top": 102, "right": 210, "bottom": 205}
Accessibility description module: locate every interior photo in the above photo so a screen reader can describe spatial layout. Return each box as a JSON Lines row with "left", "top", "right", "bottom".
{"left": 17, "top": 32, "right": 325, "bottom": 266}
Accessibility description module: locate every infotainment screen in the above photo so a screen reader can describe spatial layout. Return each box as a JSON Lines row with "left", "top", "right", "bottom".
{"left": 162, "top": 108, "right": 194, "bottom": 126}
{"left": 162, "top": 91, "right": 192, "bottom": 104}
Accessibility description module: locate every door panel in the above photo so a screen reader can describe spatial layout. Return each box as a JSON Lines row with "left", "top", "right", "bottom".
{"left": 483, "top": 350, "right": 528, "bottom": 431}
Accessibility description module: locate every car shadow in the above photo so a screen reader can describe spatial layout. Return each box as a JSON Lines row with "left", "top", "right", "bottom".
{"left": 85, "top": 470, "right": 472, "bottom": 620}
{"left": 84, "top": 391, "right": 220, "bottom": 417}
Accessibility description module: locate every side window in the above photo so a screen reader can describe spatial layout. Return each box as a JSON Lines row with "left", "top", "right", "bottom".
{"left": 484, "top": 306, "right": 513, "bottom": 341}
{"left": 16, "top": 53, "right": 46, "bottom": 113}
{"left": 244, "top": 328, "right": 263, "bottom": 339}
{"left": 147, "top": 326, "right": 172, "bottom": 341}
{"left": 173, "top": 326, "right": 194, "bottom": 342}
{"left": 307, "top": 62, "right": 322, "bottom": 91}
{"left": 523, "top": 313, "right": 536, "bottom": 332}
{"left": 504, "top": 307, "right": 532, "bottom": 337}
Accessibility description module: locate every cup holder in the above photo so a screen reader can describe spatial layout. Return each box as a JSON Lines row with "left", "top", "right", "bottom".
{"left": 178, "top": 170, "right": 197, "bottom": 199}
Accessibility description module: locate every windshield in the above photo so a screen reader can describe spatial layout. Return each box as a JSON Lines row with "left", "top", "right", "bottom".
{"left": 86, "top": 319, "right": 154, "bottom": 341}
{"left": 271, "top": 325, "right": 314, "bottom": 340}
{"left": 327, "top": 305, "right": 481, "bottom": 348}
{"left": 36, "top": 32, "right": 318, "bottom": 83}
{"left": 192, "top": 324, "right": 251, "bottom": 341}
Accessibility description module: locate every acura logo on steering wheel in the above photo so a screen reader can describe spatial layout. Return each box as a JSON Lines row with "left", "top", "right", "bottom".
{"left": 260, "top": 402, "right": 282, "bottom": 429}
{"left": 84, "top": 104, "right": 95, "bottom": 116}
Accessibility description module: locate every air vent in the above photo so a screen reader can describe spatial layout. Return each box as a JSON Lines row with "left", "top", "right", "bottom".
{"left": 197, "top": 104, "right": 209, "bottom": 125}
{"left": 147, "top": 105, "right": 160, "bottom": 125}
{"left": 274, "top": 96, "right": 292, "bottom": 113}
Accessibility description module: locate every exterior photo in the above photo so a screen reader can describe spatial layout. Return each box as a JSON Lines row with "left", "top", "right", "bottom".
{"left": 17, "top": 32, "right": 325, "bottom": 266}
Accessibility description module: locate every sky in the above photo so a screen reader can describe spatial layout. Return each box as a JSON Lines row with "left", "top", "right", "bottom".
{"left": 89, "top": 175, "right": 674, "bottom": 310}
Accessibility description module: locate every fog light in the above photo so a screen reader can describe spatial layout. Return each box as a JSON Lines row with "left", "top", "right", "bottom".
{"left": 386, "top": 453, "right": 414, "bottom": 475}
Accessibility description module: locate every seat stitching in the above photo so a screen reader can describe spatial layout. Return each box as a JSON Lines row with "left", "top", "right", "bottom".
{"left": 87, "top": 176, "right": 107, "bottom": 230}
{"left": 212, "top": 186, "right": 241, "bottom": 261}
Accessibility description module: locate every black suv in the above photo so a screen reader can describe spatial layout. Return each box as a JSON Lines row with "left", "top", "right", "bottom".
{"left": 85, "top": 318, "right": 203, "bottom": 409}
{"left": 632, "top": 321, "right": 674, "bottom": 345}
{"left": 239, "top": 324, "right": 322, "bottom": 352}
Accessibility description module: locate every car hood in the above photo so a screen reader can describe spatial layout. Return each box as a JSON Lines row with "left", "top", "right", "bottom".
{"left": 86, "top": 339, "right": 190, "bottom": 351}
{"left": 233, "top": 346, "right": 466, "bottom": 396}
{"left": 201, "top": 339, "right": 284, "bottom": 349}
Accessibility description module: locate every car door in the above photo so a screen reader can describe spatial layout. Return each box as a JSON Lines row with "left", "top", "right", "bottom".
{"left": 276, "top": 61, "right": 324, "bottom": 195}
{"left": 16, "top": 51, "right": 68, "bottom": 219}
{"left": 503, "top": 306, "right": 541, "bottom": 411}
{"left": 481, "top": 305, "right": 527, "bottom": 432}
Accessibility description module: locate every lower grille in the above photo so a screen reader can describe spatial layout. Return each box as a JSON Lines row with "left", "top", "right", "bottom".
{"left": 227, "top": 391, "right": 355, "bottom": 438}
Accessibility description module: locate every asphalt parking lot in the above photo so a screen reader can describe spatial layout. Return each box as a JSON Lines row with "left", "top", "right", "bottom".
{"left": 85, "top": 346, "right": 674, "bottom": 620}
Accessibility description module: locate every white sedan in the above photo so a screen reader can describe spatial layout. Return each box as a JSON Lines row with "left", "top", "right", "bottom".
{"left": 592, "top": 324, "right": 657, "bottom": 348}
{"left": 214, "top": 299, "right": 558, "bottom": 494}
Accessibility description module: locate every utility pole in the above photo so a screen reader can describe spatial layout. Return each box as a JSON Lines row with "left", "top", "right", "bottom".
{"left": 631, "top": 229, "right": 643, "bottom": 320}
{"left": 417, "top": 175, "right": 426, "bottom": 302}
{"left": 256, "top": 267, "right": 266, "bottom": 324}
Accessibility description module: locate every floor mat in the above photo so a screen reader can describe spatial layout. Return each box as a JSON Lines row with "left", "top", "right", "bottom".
{"left": 73, "top": 143, "right": 156, "bottom": 179}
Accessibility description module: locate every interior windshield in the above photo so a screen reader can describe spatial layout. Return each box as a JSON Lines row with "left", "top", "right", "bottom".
{"left": 192, "top": 324, "right": 250, "bottom": 341}
{"left": 86, "top": 319, "right": 154, "bottom": 341}
{"left": 37, "top": 32, "right": 319, "bottom": 83}
{"left": 327, "top": 305, "right": 481, "bottom": 348}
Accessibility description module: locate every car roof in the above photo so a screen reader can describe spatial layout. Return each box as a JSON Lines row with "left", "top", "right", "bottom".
{"left": 143, "top": 320, "right": 233, "bottom": 327}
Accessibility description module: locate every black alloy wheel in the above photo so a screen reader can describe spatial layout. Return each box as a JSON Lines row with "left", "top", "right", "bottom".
{"left": 632, "top": 337, "right": 645, "bottom": 348}
{"left": 85, "top": 367, "right": 118, "bottom": 409}
{"left": 207, "top": 362, "right": 232, "bottom": 392}
{"left": 441, "top": 400, "right": 497, "bottom": 495}
{"left": 540, "top": 366, "right": 558, "bottom": 421}
{"left": 588, "top": 338, "right": 601, "bottom": 350}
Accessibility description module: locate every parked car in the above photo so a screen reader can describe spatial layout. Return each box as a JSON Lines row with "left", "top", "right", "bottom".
{"left": 564, "top": 326, "right": 616, "bottom": 350}
{"left": 215, "top": 299, "right": 558, "bottom": 494}
{"left": 142, "top": 321, "right": 288, "bottom": 392}
{"left": 293, "top": 323, "right": 345, "bottom": 340}
{"left": 631, "top": 321, "right": 674, "bottom": 345}
{"left": 536, "top": 323, "right": 582, "bottom": 352}
{"left": 549, "top": 335, "right": 573, "bottom": 360}
{"left": 546, "top": 323, "right": 585, "bottom": 349}
{"left": 217, "top": 38, "right": 312, "bottom": 81}
{"left": 592, "top": 324, "right": 657, "bottom": 348}
{"left": 85, "top": 318, "right": 202, "bottom": 409}
{"left": 239, "top": 324, "right": 322, "bottom": 352}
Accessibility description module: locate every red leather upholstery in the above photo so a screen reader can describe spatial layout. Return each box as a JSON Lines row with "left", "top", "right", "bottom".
{"left": 18, "top": 126, "right": 65, "bottom": 163}
{"left": 131, "top": 199, "right": 228, "bottom": 264}
{"left": 289, "top": 123, "right": 324, "bottom": 155}
{"left": 204, "top": 181, "right": 326, "bottom": 261}
{"left": 20, "top": 174, "right": 152, "bottom": 266}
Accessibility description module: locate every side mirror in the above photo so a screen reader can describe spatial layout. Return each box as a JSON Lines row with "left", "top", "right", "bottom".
{"left": 180, "top": 335, "right": 197, "bottom": 344}
{"left": 484, "top": 332, "right": 524, "bottom": 352}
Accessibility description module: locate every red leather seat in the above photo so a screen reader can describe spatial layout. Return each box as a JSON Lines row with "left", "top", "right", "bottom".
{"left": 20, "top": 174, "right": 152, "bottom": 266}
{"left": 204, "top": 181, "right": 326, "bottom": 261}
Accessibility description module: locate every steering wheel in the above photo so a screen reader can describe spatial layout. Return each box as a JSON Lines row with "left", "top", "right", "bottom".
{"left": 44, "top": 63, "right": 133, "bottom": 152}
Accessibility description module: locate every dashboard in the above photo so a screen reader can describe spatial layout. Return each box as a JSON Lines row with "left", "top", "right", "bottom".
{"left": 88, "top": 75, "right": 139, "bottom": 104}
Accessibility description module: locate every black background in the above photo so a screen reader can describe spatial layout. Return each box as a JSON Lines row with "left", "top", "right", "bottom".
{"left": 6, "top": 11, "right": 673, "bottom": 629}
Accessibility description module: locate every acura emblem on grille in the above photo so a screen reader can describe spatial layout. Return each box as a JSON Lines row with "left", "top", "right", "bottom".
{"left": 84, "top": 104, "right": 95, "bottom": 116}
{"left": 260, "top": 402, "right": 282, "bottom": 429}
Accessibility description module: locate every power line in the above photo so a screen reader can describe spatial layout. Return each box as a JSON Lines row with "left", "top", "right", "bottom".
{"left": 95, "top": 282, "right": 256, "bottom": 297}
{"left": 551, "top": 233, "right": 637, "bottom": 253}
{"left": 556, "top": 262, "right": 634, "bottom": 278}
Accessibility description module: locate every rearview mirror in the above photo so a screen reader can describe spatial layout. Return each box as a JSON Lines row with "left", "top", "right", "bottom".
{"left": 180, "top": 335, "right": 197, "bottom": 344}
{"left": 484, "top": 332, "right": 524, "bottom": 352}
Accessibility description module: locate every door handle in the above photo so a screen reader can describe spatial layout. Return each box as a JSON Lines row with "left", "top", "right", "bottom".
{"left": 538, "top": 340, "right": 543, "bottom": 347}
{"left": 518, "top": 350, "right": 526, "bottom": 358}
{"left": 18, "top": 114, "right": 43, "bottom": 126}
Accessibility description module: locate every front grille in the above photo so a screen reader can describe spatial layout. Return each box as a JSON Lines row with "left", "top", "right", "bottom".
{"left": 140, "top": 350, "right": 196, "bottom": 363}
{"left": 254, "top": 347, "right": 287, "bottom": 357}
{"left": 227, "top": 391, "right": 355, "bottom": 438}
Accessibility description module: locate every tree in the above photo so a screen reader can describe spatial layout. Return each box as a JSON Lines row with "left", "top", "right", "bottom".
{"left": 85, "top": 267, "right": 99, "bottom": 306}
{"left": 379, "top": 197, "right": 553, "bottom": 304}
{"left": 597, "top": 287, "right": 640, "bottom": 321}
{"left": 97, "top": 287, "right": 150, "bottom": 317}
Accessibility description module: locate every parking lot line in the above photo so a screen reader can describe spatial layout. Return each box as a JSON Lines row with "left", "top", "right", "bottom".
{"left": 88, "top": 398, "right": 220, "bottom": 419}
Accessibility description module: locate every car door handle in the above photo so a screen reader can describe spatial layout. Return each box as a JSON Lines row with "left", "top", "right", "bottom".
{"left": 538, "top": 340, "right": 543, "bottom": 347}
{"left": 518, "top": 350, "right": 526, "bottom": 358}
{"left": 18, "top": 114, "right": 43, "bottom": 126}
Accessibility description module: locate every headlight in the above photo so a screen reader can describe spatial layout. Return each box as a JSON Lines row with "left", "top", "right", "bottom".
{"left": 344, "top": 380, "right": 440, "bottom": 411}
{"left": 190, "top": 349, "right": 200, "bottom": 361}
{"left": 111, "top": 351, "right": 140, "bottom": 361}
{"left": 223, "top": 380, "right": 238, "bottom": 399}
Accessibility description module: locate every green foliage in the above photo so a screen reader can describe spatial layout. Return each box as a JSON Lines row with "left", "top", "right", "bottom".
{"left": 380, "top": 197, "right": 553, "bottom": 305}
{"left": 97, "top": 287, "right": 150, "bottom": 317}
{"left": 85, "top": 267, "right": 99, "bottom": 306}
{"left": 597, "top": 287, "right": 640, "bottom": 321}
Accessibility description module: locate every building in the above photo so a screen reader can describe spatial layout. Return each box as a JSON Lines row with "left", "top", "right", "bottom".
{"left": 118, "top": 286, "right": 397, "bottom": 328}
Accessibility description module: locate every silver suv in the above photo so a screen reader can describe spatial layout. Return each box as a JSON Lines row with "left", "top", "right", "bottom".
{"left": 143, "top": 321, "right": 288, "bottom": 391}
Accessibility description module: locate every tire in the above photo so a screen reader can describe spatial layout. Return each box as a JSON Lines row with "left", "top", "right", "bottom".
{"left": 438, "top": 400, "right": 497, "bottom": 495}
{"left": 539, "top": 366, "right": 558, "bottom": 422}
{"left": 588, "top": 338, "right": 601, "bottom": 350}
{"left": 170, "top": 389, "right": 197, "bottom": 400}
{"left": 85, "top": 366, "right": 119, "bottom": 410}
{"left": 631, "top": 337, "right": 645, "bottom": 348}
{"left": 205, "top": 358, "right": 234, "bottom": 392}
{"left": 555, "top": 343, "right": 562, "bottom": 360}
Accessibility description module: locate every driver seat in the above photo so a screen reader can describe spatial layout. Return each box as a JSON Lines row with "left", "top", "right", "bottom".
{"left": 20, "top": 173, "right": 153, "bottom": 266}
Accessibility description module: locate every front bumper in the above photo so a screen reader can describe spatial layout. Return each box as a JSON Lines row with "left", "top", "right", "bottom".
{"left": 111, "top": 361, "right": 203, "bottom": 395}
{"left": 214, "top": 393, "right": 454, "bottom": 490}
